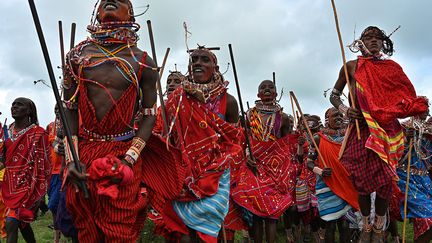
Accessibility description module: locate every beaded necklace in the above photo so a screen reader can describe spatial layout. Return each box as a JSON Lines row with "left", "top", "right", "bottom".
{"left": 87, "top": 21, "right": 140, "bottom": 46}
{"left": 9, "top": 123, "right": 36, "bottom": 142}
{"left": 255, "top": 100, "right": 282, "bottom": 113}
{"left": 182, "top": 72, "right": 227, "bottom": 104}
{"left": 63, "top": 21, "right": 152, "bottom": 129}
{"left": 321, "top": 127, "right": 346, "bottom": 142}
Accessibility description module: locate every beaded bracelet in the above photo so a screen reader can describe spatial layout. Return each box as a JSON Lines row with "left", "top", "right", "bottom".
{"left": 338, "top": 104, "right": 349, "bottom": 116}
{"left": 125, "top": 137, "right": 146, "bottom": 166}
{"left": 141, "top": 104, "right": 157, "bottom": 116}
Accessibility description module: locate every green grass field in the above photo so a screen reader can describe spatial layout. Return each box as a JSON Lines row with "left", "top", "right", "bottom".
{"left": 15, "top": 212, "right": 415, "bottom": 243}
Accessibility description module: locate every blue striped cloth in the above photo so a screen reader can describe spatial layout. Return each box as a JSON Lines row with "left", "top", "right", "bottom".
{"left": 316, "top": 175, "right": 351, "bottom": 221}
{"left": 173, "top": 169, "right": 230, "bottom": 237}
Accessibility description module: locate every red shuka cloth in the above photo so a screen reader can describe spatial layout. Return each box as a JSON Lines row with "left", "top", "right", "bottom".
{"left": 1, "top": 125, "right": 50, "bottom": 222}
{"left": 354, "top": 57, "right": 428, "bottom": 170}
{"left": 154, "top": 87, "right": 243, "bottom": 242}
{"left": 164, "top": 88, "right": 242, "bottom": 201}
{"left": 67, "top": 76, "right": 184, "bottom": 242}
{"left": 355, "top": 57, "right": 428, "bottom": 125}
{"left": 317, "top": 132, "right": 359, "bottom": 211}
{"left": 231, "top": 134, "right": 299, "bottom": 219}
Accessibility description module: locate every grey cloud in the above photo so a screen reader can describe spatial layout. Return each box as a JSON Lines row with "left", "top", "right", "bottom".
{"left": 0, "top": 0, "right": 431, "bottom": 126}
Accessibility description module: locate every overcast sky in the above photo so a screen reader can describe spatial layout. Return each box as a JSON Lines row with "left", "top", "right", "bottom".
{"left": 0, "top": 0, "right": 431, "bottom": 127}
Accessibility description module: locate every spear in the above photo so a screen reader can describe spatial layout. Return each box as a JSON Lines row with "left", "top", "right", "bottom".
{"left": 27, "top": 0, "right": 89, "bottom": 198}
{"left": 330, "top": 0, "right": 361, "bottom": 140}
{"left": 228, "top": 44, "right": 255, "bottom": 164}
{"left": 70, "top": 23, "right": 76, "bottom": 50}
{"left": 290, "top": 91, "right": 327, "bottom": 167}
{"left": 146, "top": 20, "right": 169, "bottom": 136}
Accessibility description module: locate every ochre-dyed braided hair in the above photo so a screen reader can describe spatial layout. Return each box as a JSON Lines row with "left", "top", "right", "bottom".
{"left": 360, "top": 26, "right": 394, "bottom": 56}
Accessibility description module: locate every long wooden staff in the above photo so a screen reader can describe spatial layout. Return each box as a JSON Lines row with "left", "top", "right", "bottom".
{"left": 290, "top": 91, "right": 327, "bottom": 167}
{"left": 228, "top": 44, "right": 255, "bottom": 163}
{"left": 290, "top": 94, "right": 297, "bottom": 129}
{"left": 70, "top": 23, "right": 76, "bottom": 50}
{"left": 272, "top": 72, "right": 276, "bottom": 87}
{"left": 28, "top": 0, "right": 89, "bottom": 198}
{"left": 330, "top": 0, "right": 360, "bottom": 140}
{"left": 58, "top": 21, "right": 65, "bottom": 68}
{"left": 402, "top": 139, "right": 413, "bottom": 243}
{"left": 146, "top": 20, "right": 169, "bottom": 136}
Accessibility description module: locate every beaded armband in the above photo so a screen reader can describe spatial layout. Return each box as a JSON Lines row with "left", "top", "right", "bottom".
{"left": 330, "top": 88, "right": 342, "bottom": 99}
{"left": 64, "top": 135, "right": 79, "bottom": 165}
{"left": 62, "top": 100, "right": 78, "bottom": 110}
{"left": 124, "top": 137, "right": 146, "bottom": 166}
{"left": 140, "top": 104, "right": 157, "bottom": 116}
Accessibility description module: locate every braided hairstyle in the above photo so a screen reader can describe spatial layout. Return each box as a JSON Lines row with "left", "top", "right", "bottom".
{"left": 360, "top": 26, "right": 394, "bottom": 56}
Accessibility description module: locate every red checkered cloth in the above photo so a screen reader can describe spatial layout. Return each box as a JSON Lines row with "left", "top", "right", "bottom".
{"left": 340, "top": 123, "right": 394, "bottom": 200}
{"left": 413, "top": 218, "right": 432, "bottom": 240}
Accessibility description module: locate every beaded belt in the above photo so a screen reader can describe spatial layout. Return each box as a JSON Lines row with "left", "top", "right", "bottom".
{"left": 82, "top": 128, "right": 135, "bottom": 142}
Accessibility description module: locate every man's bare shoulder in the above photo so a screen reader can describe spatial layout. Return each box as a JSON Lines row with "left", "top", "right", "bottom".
{"left": 346, "top": 60, "right": 358, "bottom": 70}
{"left": 226, "top": 93, "right": 238, "bottom": 110}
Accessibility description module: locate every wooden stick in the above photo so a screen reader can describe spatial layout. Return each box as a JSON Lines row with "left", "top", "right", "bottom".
{"left": 70, "top": 23, "right": 76, "bottom": 50}
{"left": 330, "top": 0, "right": 361, "bottom": 140}
{"left": 272, "top": 72, "right": 276, "bottom": 87}
{"left": 28, "top": 0, "right": 89, "bottom": 198}
{"left": 146, "top": 20, "right": 169, "bottom": 135}
{"left": 222, "top": 226, "right": 227, "bottom": 243}
{"left": 290, "top": 91, "right": 327, "bottom": 167}
{"left": 402, "top": 139, "right": 413, "bottom": 243}
{"left": 228, "top": 44, "right": 254, "bottom": 162}
{"left": 290, "top": 94, "right": 297, "bottom": 129}
{"left": 58, "top": 21, "right": 65, "bottom": 68}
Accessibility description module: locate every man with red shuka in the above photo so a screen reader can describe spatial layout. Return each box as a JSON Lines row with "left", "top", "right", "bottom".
{"left": 0, "top": 97, "right": 50, "bottom": 243}
{"left": 62, "top": 0, "right": 184, "bottom": 242}
{"left": 231, "top": 80, "right": 303, "bottom": 243}
{"left": 330, "top": 26, "right": 428, "bottom": 242}
{"left": 153, "top": 46, "right": 242, "bottom": 243}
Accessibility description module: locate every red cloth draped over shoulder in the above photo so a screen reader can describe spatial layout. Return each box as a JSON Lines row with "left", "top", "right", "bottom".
{"left": 231, "top": 134, "right": 298, "bottom": 219}
{"left": 2, "top": 126, "right": 50, "bottom": 214}
{"left": 355, "top": 57, "right": 428, "bottom": 124}
{"left": 317, "top": 132, "right": 359, "bottom": 211}
{"left": 354, "top": 57, "right": 428, "bottom": 168}
{"left": 163, "top": 87, "right": 243, "bottom": 201}
{"left": 152, "top": 87, "right": 242, "bottom": 241}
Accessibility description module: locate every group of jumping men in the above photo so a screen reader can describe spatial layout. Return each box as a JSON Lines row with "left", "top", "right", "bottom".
{"left": 0, "top": 1, "right": 431, "bottom": 243}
